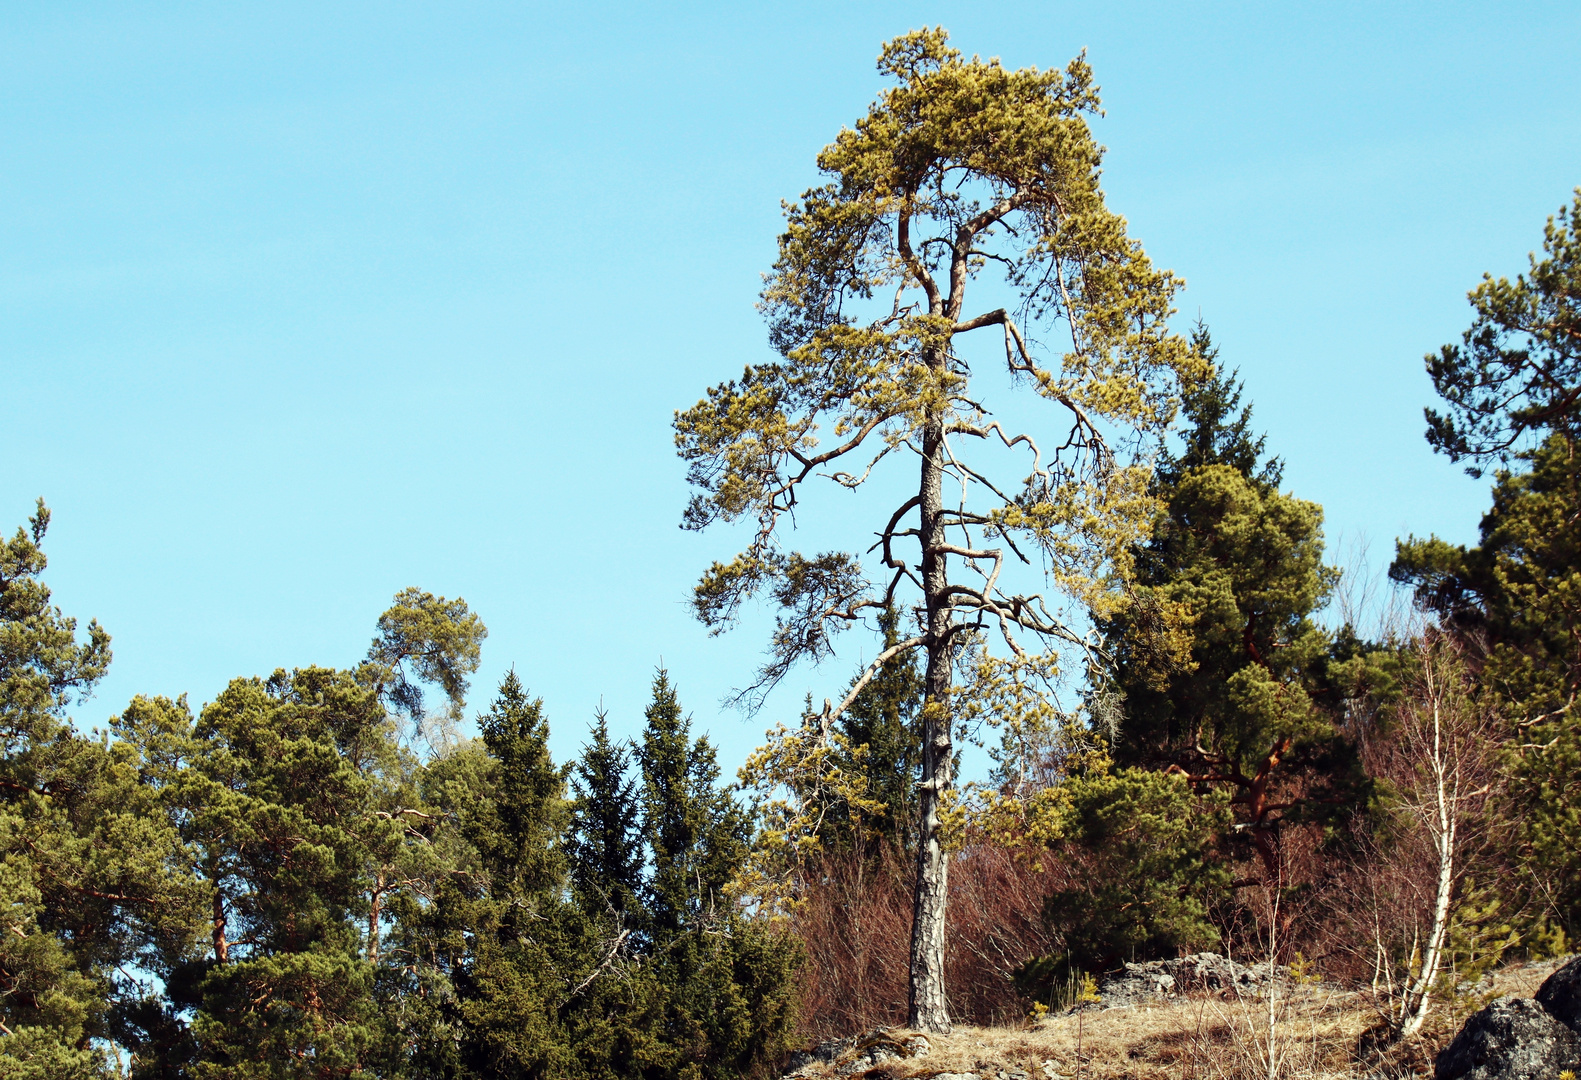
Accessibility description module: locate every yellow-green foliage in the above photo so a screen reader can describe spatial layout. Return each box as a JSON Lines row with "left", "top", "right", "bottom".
{"left": 674, "top": 27, "right": 1205, "bottom": 703}
{"left": 732, "top": 717, "right": 885, "bottom": 916}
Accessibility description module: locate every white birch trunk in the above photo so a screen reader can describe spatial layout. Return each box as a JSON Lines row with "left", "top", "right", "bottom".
{"left": 1400, "top": 694, "right": 1457, "bottom": 1038}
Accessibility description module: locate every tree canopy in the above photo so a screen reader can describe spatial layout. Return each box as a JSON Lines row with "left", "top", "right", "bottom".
{"left": 1425, "top": 189, "right": 1581, "bottom": 472}
{"left": 675, "top": 27, "right": 1202, "bottom": 1031}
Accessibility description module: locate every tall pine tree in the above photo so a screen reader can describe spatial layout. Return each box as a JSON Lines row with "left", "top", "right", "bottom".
{"left": 0, "top": 502, "right": 203, "bottom": 1080}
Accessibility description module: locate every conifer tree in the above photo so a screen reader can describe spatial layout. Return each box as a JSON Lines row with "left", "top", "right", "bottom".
{"left": 568, "top": 711, "right": 643, "bottom": 922}
{"left": 1019, "top": 768, "right": 1233, "bottom": 984}
{"left": 1422, "top": 188, "right": 1581, "bottom": 472}
{"left": 442, "top": 672, "right": 588, "bottom": 1078}
{"left": 1153, "top": 325, "right": 1283, "bottom": 491}
{"left": 633, "top": 671, "right": 800, "bottom": 1080}
{"left": 175, "top": 665, "right": 399, "bottom": 1077}
{"left": 0, "top": 502, "right": 203, "bottom": 1080}
{"left": 637, "top": 670, "right": 748, "bottom": 937}
{"left": 826, "top": 608, "right": 924, "bottom": 854}
{"left": 675, "top": 29, "right": 1202, "bottom": 1028}
{"left": 367, "top": 586, "right": 487, "bottom": 751}
{"left": 137, "top": 590, "right": 485, "bottom": 1077}
{"left": 1101, "top": 340, "right": 1359, "bottom": 884}
{"left": 1394, "top": 438, "right": 1581, "bottom": 945}
{"left": 1395, "top": 192, "right": 1581, "bottom": 947}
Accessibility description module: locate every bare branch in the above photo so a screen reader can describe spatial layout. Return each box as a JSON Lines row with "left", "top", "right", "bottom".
{"left": 568, "top": 929, "right": 632, "bottom": 999}
{"left": 817, "top": 635, "right": 927, "bottom": 728}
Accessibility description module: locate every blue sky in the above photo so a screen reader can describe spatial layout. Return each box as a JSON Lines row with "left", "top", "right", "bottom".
{"left": 6, "top": 2, "right": 1579, "bottom": 774}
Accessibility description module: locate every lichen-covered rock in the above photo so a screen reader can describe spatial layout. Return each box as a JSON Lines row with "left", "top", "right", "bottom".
{"left": 780, "top": 1026, "right": 935, "bottom": 1078}
{"left": 781, "top": 1035, "right": 853, "bottom": 1077}
{"left": 1535, "top": 955, "right": 1581, "bottom": 1034}
{"left": 1434, "top": 997, "right": 1581, "bottom": 1080}
{"left": 1091, "top": 952, "right": 1272, "bottom": 1008}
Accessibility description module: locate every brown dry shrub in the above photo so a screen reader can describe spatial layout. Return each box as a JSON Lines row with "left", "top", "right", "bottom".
{"left": 788, "top": 840, "right": 1069, "bottom": 1040}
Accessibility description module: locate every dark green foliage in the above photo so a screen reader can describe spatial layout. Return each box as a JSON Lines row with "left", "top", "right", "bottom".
{"left": 0, "top": 501, "right": 111, "bottom": 743}
{"left": 1394, "top": 435, "right": 1581, "bottom": 945}
{"left": 473, "top": 672, "right": 570, "bottom": 898}
{"left": 444, "top": 672, "right": 588, "bottom": 1078}
{"left": 638, "top": 670, "right": 749, "bottom": 937}
{"left": 568, "top": 710, "right": 643, "bottom": 921}
{"left": 1102, "top": 346, "right": 1365, "bottom": 883}
{"left": 0, "top": 504, "right": 203, "bottom": 1079}
{"left": 1020, "top": 769, "right": 1233, "bottom": 989}
{"left": 824, "top": 608, "right": 924, "bottom": 855}
{"left": 630, "top": 670, "right": 801, "bottom": 1080}
{"left": 1395, "top": 194, "right": 1581, "bottom": 949}
{"left": 389, "top": 672, "right": 801, "bottom": 1080}
{"left": 1156, "top": 326, "right": 1283, "bottom": 492}
{"left": 0, "top": 513, "right": 800, "bottom": 1075}
{"left": 1423, "top": 189, "right": 1581, "bottom": 473}
{"left": 179, "top": 666, "right": 400, "bottom": 1078}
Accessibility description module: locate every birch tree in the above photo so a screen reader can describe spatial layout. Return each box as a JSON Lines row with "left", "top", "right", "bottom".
{"left": 1390, "top": 638, "right": 1499, "bottom": 1039}
{"left": 674, "top": 29, "right": 1202, "bottom": 1031}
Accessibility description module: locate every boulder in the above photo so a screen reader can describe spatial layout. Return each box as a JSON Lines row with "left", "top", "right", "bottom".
{"left": 780, "top": 1027, "right": 930, "bottom": 1078}
{"left": 1092, "top": 952, "right": 1270, "bottom": 1008}
{"left": 781, "top": 1037, "right": 847, "bottom": 1076}
{"left": 1434, "top": 997, "right": 1581, "bottom": 1080}
{"left": 1536, "top": 955, "right": 1581, "bottom": 1034}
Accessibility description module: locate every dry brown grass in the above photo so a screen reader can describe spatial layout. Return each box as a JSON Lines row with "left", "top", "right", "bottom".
{"left": 782, "top": 958, "right": 1571, "bottom": 1080}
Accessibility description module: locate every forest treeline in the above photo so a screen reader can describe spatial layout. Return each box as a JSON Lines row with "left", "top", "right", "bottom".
{"left": 3, "top": 555, "right": 800, "bottom": 1078}
{"left": 6, "top": 27, "right": 1581, "bottom": 1080}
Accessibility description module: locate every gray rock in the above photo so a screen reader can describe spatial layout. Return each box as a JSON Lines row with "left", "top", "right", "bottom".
{"left": 785, "top": 1026, "right": 931, "bottom": 1078}
{"left": 781, "top": 1034, "right": 853, "bottom": 1076}
{"left": 1092, "top": 952, "right": 1271, "bottom": 1008}
{"left": 1536, "top": 955, "right": 1581, "bottom": 1034}
{"left": 1434, "top": 997, "right": 1581, "bottom": 1080}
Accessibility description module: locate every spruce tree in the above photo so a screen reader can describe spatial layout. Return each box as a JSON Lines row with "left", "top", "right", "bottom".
{"left": 568, "top": 710, "right": 643, "bottom": 923}
{"left": 637, "top": 669, "right": 747, "bottom": 936}
{"left": 1154, "top": 325, "right": 1283, "bottom": 491}
{"left": 632, "top": 670, "right": 800, "bottom": 1080}
{"left": 827, "top": 607, "right": 924, "bottom": 855}
{"left": 441, "top": 671, "right": 587, "bottom": 1078}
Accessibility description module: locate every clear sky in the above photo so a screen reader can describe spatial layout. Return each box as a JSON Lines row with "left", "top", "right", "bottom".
{"left": 6, "top": 2, "right": 1579, "bottom": 774}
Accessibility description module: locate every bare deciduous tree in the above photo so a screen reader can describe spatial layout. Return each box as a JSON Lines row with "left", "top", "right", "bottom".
{"left": 1386, "top": 637, "right": 1501, "bottom": 1038}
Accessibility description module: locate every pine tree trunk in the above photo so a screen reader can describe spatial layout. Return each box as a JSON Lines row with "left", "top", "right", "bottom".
{"left": 908, "top": 410, "right": 952, "bottom": 1033}
{"left": 212, "top": 890, "right": 229, "bottom": 964}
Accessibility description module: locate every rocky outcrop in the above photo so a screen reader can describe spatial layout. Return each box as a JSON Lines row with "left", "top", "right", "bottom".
{"left": 1433, "top": 956, "right": 1581, "bottom": 1080}
{"left": 1536, "top": 955, "right": 1581, "bottom": 1034}
{"left": 1089, "top": 952, "right": 1273, "bottom": 1008}
{"left": 1435, "top": 992, "right": 1581, "bottom": 1080}
{"left": 779, "top": 1028, "right": 929, "bottom": 1078}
